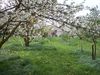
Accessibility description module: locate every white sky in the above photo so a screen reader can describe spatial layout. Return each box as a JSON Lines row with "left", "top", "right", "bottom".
{"left": 57, "top": 0, "right": 100, "bottom": 7}
{"left": 58, "top": 0, "right": 100, "bottom": 16}
{"left": 1, "top": 0, "right": 9, "bottom": 8}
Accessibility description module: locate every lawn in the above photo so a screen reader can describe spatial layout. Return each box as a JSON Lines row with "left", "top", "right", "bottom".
{"left": 0, "top": 36, "right": 100, "bottom": 75}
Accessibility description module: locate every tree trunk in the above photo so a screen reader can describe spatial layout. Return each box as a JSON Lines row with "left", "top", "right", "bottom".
{"left": 80, "top": 39, "right": 83, "bottom": 52}
{"left": 92, "top": 44, "right": 95, "bottom": 60}
{"left": 24, "top": 36, "right": 30, "bottom": 47}
{"left": 94, "top": 42, "right": 96, "bottom": 59}
{"left": 92, "top": 39, "right": 96, "bottom": 60}
{"left": 79, "top": 37, "right": 83, "bottom": 52}
{"left": 0, "top": 22, "right": 21, "bottom": 48}
{"left": 0, "top": 40, "right": 5, "bottom": 48}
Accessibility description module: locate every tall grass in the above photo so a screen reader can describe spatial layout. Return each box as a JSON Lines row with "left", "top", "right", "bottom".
{"left": 0, "top": 36, "right": 100, "bottom": 75}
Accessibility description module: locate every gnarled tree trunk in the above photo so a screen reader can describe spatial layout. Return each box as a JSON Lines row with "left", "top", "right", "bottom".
{"left": 0, "top": 22, "right": 21, "bottom": 48}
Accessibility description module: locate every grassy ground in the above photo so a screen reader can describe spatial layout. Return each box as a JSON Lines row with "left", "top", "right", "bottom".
{"left": 0, "top": 36, "right": 100, "bottom": 75}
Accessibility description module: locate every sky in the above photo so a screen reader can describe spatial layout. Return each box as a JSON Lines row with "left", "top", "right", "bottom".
{"left": 57, "top": 0, "right": 100, "bottom": 7}
{"left": 1, "top": 0, "right": 8, "bottom": 8}
{"left": 57, "top": 0, "right": 100, "bottom": 16}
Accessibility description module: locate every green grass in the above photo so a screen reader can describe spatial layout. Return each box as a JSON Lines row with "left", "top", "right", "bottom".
{"left": 0, "top": 36, "right": 100, "bottom": 75}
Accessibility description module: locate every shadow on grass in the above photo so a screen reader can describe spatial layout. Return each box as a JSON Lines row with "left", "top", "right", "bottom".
{"left": 0, "top": 55, "right": 45, "bottom": 75}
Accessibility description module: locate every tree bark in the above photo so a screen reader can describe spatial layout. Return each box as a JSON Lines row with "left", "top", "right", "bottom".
{"left": 80, "top": 38, "right": 83, "bottom": 52}
{"left": 92, "top": 38, "right": 96, "bottom": 60}
{"left": 24, "top": 36, "right": 30, "bottom": 47}
{"left": 23, "top": 23, "right": 30, "bottom": 47}
{"left": 92, "top": 44, "right": 95, "bottom": 60}
{"left": 0, "top": 22, "right": 21, "bottom": 48}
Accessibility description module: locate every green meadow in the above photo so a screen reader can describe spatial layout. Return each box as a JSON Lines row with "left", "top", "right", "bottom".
{"left": 0, "top": 36, "right": 100, "bottom": 75}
